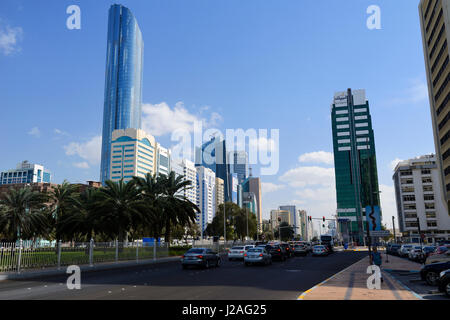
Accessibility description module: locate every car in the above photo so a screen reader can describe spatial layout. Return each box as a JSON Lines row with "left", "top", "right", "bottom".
{"left": 420, "top": 261, "right": 450, "bottom": 286}
{"left": 280, "top": 243, "right": 294, "bottom": 258}
{"left": 244, "top": 247, "right": 272, "bottom": 266}
{"left": 425, "top": 248, "right": 450, "bottom": 265}
{"left": 181, "top": 248, "right": 221, "bottom": 269}
{"left": 293, "top": 244, "right": 308, "bottom": 256}
{"left": 265, "top": 244, "right": 287, "bottom": 261}
{"left": 437, "top": 269, "right": 450, "bottom": 297}
{"left": 408, "top": 246, "right": 423, "bottom": 261}
{"left": 386, "top": 243, "right": 401, "bottom": 256}
{"left": 312, "top": 245, "right": 329, "bottom": 256}
{"left": 228, "top": 246, "right": 247, "bottom": 260}
{"left": 398, "top": 244, "right": 414, "bottom": 257}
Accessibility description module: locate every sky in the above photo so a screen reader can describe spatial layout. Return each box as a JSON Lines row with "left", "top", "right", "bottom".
{"left": 0, "top": 0, "right": 434, "bottom": 230}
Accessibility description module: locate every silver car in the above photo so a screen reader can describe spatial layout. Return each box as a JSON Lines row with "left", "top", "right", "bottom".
{"left": 398, "top": 244, "right": 414, "bottom": 257}
{"left": 244, "top": 247, "right": 272, "bottom": 266}
{"left": 294, "top": 244, "right": 308, "bottom": 256}
{"left": 181, "top": 248, "right": 221, "bottom": 269}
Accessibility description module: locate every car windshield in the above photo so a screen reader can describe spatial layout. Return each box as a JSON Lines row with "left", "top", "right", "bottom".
{"left": 187, "top": 249, "right": 204, "bottom": 254}
{"left": 244, "top": 246, "right": 254, "bottom": 250}
{"left": 315, "top": 246, "right": 325, "bottom": 249}
{"left": 231, "top": 246, "right": 244, "bottom": 250}
{"left": 247, "top": 248, "right": 262, "bottom": 253}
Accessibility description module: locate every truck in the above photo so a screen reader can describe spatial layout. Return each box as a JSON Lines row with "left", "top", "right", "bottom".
{"left": 320, "top": 235, "right": 334, "bottom": 253}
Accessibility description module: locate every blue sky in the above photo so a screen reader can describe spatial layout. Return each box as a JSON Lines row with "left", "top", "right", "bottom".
{"left": 0, "top": 0, "right": 433, "bottom": 228}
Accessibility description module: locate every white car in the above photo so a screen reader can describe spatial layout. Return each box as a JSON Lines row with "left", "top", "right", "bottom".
{"left": 398, "top": 244, "right": 414, "bottom": 257}
{"left": 228, "top": 245, "right": 254, "bottom": 260}
{"left": 408, "top": 246, "right": 423, "bottom": 261}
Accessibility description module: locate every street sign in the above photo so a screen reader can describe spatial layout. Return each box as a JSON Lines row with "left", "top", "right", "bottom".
{"left": 369, "top": 230, "right": 390, "bottom": 237}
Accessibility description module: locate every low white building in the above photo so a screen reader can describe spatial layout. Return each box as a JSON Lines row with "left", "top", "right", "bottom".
{"left": 1, "top": 160, "right": 51, "bottom": 185}
{"left": 393, "top": 154, "right": 450, "bottom": 243}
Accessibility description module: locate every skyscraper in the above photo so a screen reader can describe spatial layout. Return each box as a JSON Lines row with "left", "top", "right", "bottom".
{"left": 230, "top": 151, "right": 249, "bottom": 184}
{"left": 196, "top": 166, "right": 216, "bottom": 236}
{"left": 100, "top": 4, "right": 144, "bottom": 184}
{"left": 195, "top": 137, "right": 231, "bottom": 201}
{"left": 331, "top": 89, "right": 381, "bottom": 245}
{"left": 419, "top": 0, "right": 450, "bottom": 213}
{"left": 242, "top": 176, "right": 262, "bottom": 228}
{"left": 279, "top": 205, "right": 300, "bottom": 236}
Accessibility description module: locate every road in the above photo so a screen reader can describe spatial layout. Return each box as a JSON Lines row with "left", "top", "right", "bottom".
{"left": 0, "top": 251, "right": 367, "bottom": 300}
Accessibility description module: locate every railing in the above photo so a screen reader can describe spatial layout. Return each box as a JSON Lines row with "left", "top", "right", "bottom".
{"left": 0, "top": 240, "right": 169, "bottom": 273}
{"left": 191, "top": 240, "right": 256, "bottom": 253}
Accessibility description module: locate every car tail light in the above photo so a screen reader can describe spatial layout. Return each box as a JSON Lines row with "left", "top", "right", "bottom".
{"left": 277, "top": 249, "right": 281, "bottom": 252}
{"left": 244, "top": 253, "right": 247, "bottom": 257}
{"left": 182, "top": 255, "right": 185, "bottom": 258}
{"left": 240, "top": 251, "right": 244, "bottom": 253}
{"left": 259, "top": 254, "right": 263, "bottom": 257}
{"left": 197, "top": 255, "right": 203, "bottom": 259}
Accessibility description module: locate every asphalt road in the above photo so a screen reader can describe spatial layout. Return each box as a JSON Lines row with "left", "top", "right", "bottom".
{"left": 0, "top": 251, "right": 367, "bottom": 300}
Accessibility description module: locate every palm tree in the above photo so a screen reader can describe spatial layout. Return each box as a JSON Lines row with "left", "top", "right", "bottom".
{"left": 159, "top": 171, "right": 199, "bottom": 243}
{"left": 0, "top": 187, "right": 49, "bottom": 242}
{"left": 47, "top": 180, "right": 78, "bottom": 241}
{"left": 57, "top": 187, "right": 98, "bottom": 242}
{"left": 90, "top": 179, "right": 144, "bottom": 242}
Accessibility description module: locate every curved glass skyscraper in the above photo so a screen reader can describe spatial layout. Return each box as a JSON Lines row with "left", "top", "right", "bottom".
{"left": 100, "top": 4, "right": 144, "bottom": 184}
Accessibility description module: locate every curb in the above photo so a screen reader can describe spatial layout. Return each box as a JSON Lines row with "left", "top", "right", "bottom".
{"left": 384, "top": 270, "right": 424, "bottom": 300}
{"left": 297, "top": 255, "right": 367, "bottom": 300}
{"left": 0, "top": 256, "right": 182, "bottom": 281}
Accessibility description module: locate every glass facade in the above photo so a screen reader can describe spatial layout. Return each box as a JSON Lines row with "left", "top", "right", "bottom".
{"left": 331, "top": 89, "right": 381, "bottom": 244}
{"left": 100, "top": 4, "right": 144, "bottom": 184}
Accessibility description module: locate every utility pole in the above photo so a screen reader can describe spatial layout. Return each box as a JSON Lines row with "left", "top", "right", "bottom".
{"left": 392, "top": 216, "right": 396, "bottom": 244}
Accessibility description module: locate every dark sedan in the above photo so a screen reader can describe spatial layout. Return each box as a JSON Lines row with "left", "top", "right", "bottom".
{"left": 265, "top": 244, "right": 287, "bottom": 261}
{"left": 437, "top": 269, "right": 450, "bottom": 297}
{"left": 420, "top": 261, "right": 450, "bottom": 286}
{"left": 280, "top": 243, "right": 294, "bottom": 258}
{"left": 181, "top": 248, "right": 221, "bottom": 269}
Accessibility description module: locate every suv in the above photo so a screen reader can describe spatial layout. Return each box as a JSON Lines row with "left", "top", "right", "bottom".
{"left": 387, "top": 243, "right": 401, "bottom": 256}
{"left": 420, "top": 261, "right": 450, "bottom": 286}
{"left": 425, "top": 248, "right": 450, "bottom": 265}
{"left": 280, "top": 243, "right": 293, "bottom": 258}
{"left": 265, "top": 244, "right": 287, "bottom": 261}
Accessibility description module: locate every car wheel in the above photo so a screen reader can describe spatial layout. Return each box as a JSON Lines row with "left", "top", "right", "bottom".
{"left": 425, "top": 271, "right": 439, "bottom": 286}
{"left": 205, "top": 260, "right": 210, "bottom": 269}
{"left": 216, "top": 258, "right": 221, "bottom": 267}
{"left": 445, "top": 282, "right": 450, "bottom": 297}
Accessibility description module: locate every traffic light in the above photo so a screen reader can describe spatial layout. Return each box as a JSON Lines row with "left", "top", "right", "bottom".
{"left": 323, "top": 216, "right": 325, "bottom": 222}
{"left": 308, "top": 216, "right": 312, "bottom": 222}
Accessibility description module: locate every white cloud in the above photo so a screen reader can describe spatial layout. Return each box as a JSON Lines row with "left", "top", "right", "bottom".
{"left": 388, "top": 77, "right": 428, "bottom": 106}
{"left": 141, "top": 101, "right": 222, "bottom": 136}
{"left": 261, "top": 182, "right": 285, "bottom": 194}
{"left": 298, "top": 151, "right": 333, "bottom": 165}
{"left": 0, "top": 23, "right": 23, "bottom": 56}
{"left": 73, "top": 161, "right": 90, "bottom": 169}
{"left": 279, "top": 166, "right": 335, "bottom": 188}
{"left": 389, "top": 158, "right": 403, "bottom": 171}
{"left": 64, "top": 135, "right": 102, "bottom": 165}
{"left": 28, "top": 127, "right": 41, "bottom": 138}
{"left": 380, "top": 184, "right": 397, "bottom": 228}
{"left": 54, "top": 128, "right": 69, "bottom": 136}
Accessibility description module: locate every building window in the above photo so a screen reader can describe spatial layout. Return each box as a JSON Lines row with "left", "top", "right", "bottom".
{"left": 355, "top": 122, "right": 368, "bottom": 127}
{"left": 427, "top": 221, "right": 438, "bottom": 227}
{"left": 403, "top": 195, "right": 416, "bottom": 202}
{"left": 422, "top": 177, "right": 432, "bottom": 183}
{"left": 401, "top": 186, "right": 414, "bottom": 193}
{"left": 426, "top": 211, "right": 436, "bottom": 218}
{"left": 405, "top": 212, "right": 417, "bottom": 219}
{"left": 424, "top": 194, "right": 434, "bottom": 201}
{"left": 425, "top": 202, "right": 435, "bottom": 209}
{"left": 400, "top": 170, "right": 412, "bottom": 176}
{"left": 401, "top": 178, "right": 414, "bottom": 184}
{"left": 421, "top": 169, "right": 431, "bottom": 175}
{"left": 423, "top": 185, "right": 433, "bottom": 192}
{"left": 404, "top": 203, "right": 416, "bottom": 210}
{"left": 405, "top": 222, "right": 419, "bottom": 228}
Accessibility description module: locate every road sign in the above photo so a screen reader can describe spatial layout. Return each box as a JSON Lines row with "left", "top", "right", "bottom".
{"left": 369, "top": 230, "right": 390, "bottom": 237}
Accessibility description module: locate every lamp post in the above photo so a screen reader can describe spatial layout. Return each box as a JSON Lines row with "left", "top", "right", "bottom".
{"left": 392, "top": 216, "right": 396, "bottom": 244}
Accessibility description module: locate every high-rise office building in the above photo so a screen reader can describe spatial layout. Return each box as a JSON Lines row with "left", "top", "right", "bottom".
{"left": 109, "top": 128, "right": 156, "bottom": 183}
{"left": 230, "top": 151, "right": 249, "bottom": 184}
{"left": 195, "top": 137, "right": 231, "bottom": 201}
{"left": 419, "top": 0, "right": 450, "bottom": 213}
{"left": 215, "top": 177, "right": 225, "bottom": 215}
{"left": 280, "top": 205, "right": 300, "bottom": 236}
{"left": 172, "top": 158, "right": 198, "bottom": 206}
{"left": 196, "top": 166, "right": 216, "bottom": 235}
{"left": 156, "top": 145, "right": 171, "bottom": 177}
{"left": 0, "top": 161, "right": 51, "bottom": 185}
{"left": 243, "top": 177, "right": 262, "bottom": 227}
{"left": 100, "top": 4, "right": 144, "bottom": 184}
{"left": 331, "top": 89, "right": 381, "bottom": 244}
{"left": 270, "top": 209, "right": 291, "bottom": 231}
{"left": 393, "top": 154, "right": 450, "bottom": 243}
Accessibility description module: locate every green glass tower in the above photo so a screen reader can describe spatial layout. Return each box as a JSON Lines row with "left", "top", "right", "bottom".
{"left": 331, "top": 89, "right": 381, "bottom": 245}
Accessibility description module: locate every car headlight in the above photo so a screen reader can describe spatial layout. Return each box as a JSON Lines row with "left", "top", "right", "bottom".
{"left": 440, "top": 271, "right": 446, "bottom": 278}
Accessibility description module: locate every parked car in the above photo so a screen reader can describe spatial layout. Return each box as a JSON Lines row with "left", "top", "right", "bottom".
{"left": 408, "top": 246, "right": 424, "bottom": 261}
{"left": 265, "top": 244, "right": 287, "bottom": 261}
{"left": 386, "top": 243, "right": 401, "bottom": 256}
{"left": 294, "top": 244, "right": 308, "bottom": 256}
{"left": 181, "top": 248, "right": 221, "bottom": 269}
{"left": 228, "top": 246, "right": 246, "bottom": 261}
{"left": 437, "top": 269, "right": 450, "bottom": 297}
{"left": 420, "top": 261, "right": 450, "bottom": 286}
{"left": 425, "top": 249, "right": 450, "bottom": 265}
{"left": 312, "top": 245, "right": 329, "bottom": 257}
{"left": 398, "top": 244, "right": 414, "bottom": 257}
{"left": 244, "top": 247, "right": 272, "bottom": 266}
{"left": 280, "top": 243, "right": 294, "bottom": 258}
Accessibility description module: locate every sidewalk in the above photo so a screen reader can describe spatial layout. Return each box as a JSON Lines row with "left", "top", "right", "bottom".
{"left": 298, "top": 252, "right": 422, "bottom": 300}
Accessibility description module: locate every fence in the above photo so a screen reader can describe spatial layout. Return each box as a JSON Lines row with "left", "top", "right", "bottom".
{"left": 191, "top": 240, "right": 256, "bottom": 253}
{"left": 0, "top": 240, "right": 169, "bottom": 273}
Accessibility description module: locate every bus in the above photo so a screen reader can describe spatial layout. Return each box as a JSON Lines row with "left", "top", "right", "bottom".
{"left": 320, "top": 235, "right": 334, "bottom": 253}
